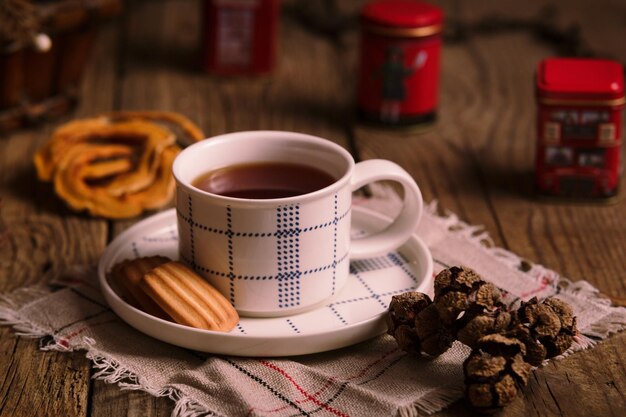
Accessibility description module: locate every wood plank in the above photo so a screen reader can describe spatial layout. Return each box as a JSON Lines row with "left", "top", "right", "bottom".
{"left": 352, "top": 0, "right": 626, "bottom": 415}
{"left": 442, "top": 334, "right": 626, "bottom": 417}
{"left": 204, "top": 1, "right": 353, "bottom": 143}
{"left": 110, "top": 0, "right": 354, "bottom": 235}
{"left": 1, "top": 0, "right": 622, "bottom": 415}
{"left": 91, "top": 0, "right": 191, "bottom": 414}
{"left": 0, "top": 19, "right": 121, "bottom": 417}
{"left": 115, "top": 0, "right": 219, "bottom": 136}
{"left": 90, "top": 379, "right": 174, "bottom": 417}
{"left": 448, "top": 0, "right": 626, "bottom": 296}
{"left": 446, "top": 3, "right": 626, "bottom": 415}
{"left": 0, "top": 335, "right": 90, "bottom": 417}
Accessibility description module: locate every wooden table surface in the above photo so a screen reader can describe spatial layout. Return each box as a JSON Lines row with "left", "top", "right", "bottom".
{"left": 1, "top": 0, "right": 624, "bottom": 416}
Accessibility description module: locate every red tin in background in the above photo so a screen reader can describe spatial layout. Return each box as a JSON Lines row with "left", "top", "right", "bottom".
{"left": 535, "top": 58, "right": 624, "bottom": 200}
{"left": 357, "top": 0, "right": 443, "bottom": 126}
{"left": 202, "top": 0, "right": 280, "bottom": 75}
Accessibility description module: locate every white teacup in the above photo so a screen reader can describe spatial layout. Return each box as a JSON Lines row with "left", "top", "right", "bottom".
{"left": 173, "top": 131, "right": 423, "bottom": 317}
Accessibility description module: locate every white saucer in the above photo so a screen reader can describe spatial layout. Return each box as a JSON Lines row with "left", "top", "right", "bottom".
{"left": 98, "top": 206, "right": 433, "bottom": 357}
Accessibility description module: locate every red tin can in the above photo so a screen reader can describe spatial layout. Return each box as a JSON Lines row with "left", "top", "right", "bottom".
{"left": 201, "top": 0, "right": 280, "bottom": 75}
{"left": 535, "top": 58, "right": 624, "bottom": 200}
{"left": 357, "top": 0, "right": 443, "bottom": 126}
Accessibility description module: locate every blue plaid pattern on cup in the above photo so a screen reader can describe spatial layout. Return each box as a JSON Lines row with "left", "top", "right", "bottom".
{"left": 173, "top": 131, "right": 423, "bottom": 318}
{"left": 177, "top": 185, "right": 352, "bottom": 316}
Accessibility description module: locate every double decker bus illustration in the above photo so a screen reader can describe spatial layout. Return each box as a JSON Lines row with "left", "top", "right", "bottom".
{"left": 535, "top": 58, "right": 624, "bottom": 200}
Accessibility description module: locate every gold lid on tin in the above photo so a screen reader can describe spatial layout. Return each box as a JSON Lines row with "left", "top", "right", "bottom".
{"left": 538, "top": 96, "right": 626, "bottom": 107}
{"left": 363, "top": 23, "right": 443, "bottom": 38}
{"left": 361, "top": 1, "right": 444, "bottom": 38}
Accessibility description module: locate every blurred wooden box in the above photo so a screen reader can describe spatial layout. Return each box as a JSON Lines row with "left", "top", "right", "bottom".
{"left": 0, "top": 0, "right": 122, "bottom": 132}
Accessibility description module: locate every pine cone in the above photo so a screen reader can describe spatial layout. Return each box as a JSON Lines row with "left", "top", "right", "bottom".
{"left": 387, "top": 292, "right": 432, "bottom": 355}
{"left": 387, "top": 292, "right": 454, "bottom": 356}
{"left": 434, "top": 266, "right": 503, "bottom": 326}
{"left": 389, "top": 266, "right": 579, "bottom": 414}
{"left": 510, "top": 296, "right": 578, "bottom": 365}
{"left": 414, "top": 303, "right": 455, "bottom": 356}
{"left": 464, "top": 334, "right": 532, "bottom": 413}
{"left": 456, "top": 308, "right": 513, "bottom": 348}
{"left": 541, "top": 297, "right": 577, "bottom": 356}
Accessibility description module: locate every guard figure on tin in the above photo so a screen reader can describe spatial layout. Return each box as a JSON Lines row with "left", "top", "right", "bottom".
{"left": 358, "top": 0, "right": 443, "bottom": 127}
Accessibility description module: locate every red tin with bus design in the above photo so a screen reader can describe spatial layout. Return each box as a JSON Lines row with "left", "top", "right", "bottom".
{"left": 357, "top": 0, "right": 443, "bottom": 126}
{"left": 201, "top": 0, "right": 280, "bottom": 75}
{"left": 535, "top": 58, "right": 624, "bottom": 200}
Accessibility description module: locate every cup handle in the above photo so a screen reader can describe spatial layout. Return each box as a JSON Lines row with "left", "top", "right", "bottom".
{"left": 349, "top": 159, "right": 423, "bottom": 259}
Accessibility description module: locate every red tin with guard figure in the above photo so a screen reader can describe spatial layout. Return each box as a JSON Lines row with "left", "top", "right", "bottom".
{"left": 357, "top": 0, "right": 443, "bottom": 126}
{"left": 535, "top": 58, "right": 624, "bottom": 200}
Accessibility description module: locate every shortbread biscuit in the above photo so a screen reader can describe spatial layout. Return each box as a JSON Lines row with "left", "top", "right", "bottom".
{"left": 140, "top": 261, "right": 239, "bottom": 332}
{"left": 110, "top": 256, "right": 171, "bottom": 320}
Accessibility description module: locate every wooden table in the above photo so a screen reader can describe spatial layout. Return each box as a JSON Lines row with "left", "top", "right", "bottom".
{"left": 1, "top": 0, "right": 624, "bottom": 415}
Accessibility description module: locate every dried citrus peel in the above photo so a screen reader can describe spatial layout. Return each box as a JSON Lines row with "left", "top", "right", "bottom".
{"left": 53, "top": 144, "right": 179, "bottom": 219}
{"left": 33, "top": 111, "right": 201, "bottom": 219}
{"left": 105, "top": 110, "right": 205, "bottom": 144}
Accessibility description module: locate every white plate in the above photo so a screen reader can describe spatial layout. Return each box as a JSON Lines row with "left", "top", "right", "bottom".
{"left": 98, "top": 206, "right": 433, "bottom": 357}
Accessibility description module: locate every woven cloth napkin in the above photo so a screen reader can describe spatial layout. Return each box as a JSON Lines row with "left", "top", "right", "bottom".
{"left": 2, "top": 185, "right": 625, "bottom": 417}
